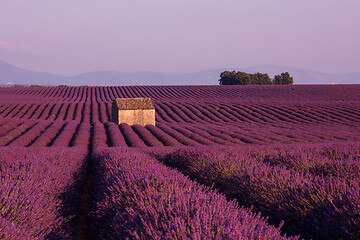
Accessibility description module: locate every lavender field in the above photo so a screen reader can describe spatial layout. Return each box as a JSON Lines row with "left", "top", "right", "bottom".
{"left": 0, "top": 84, "right": 360, "bottom": 239}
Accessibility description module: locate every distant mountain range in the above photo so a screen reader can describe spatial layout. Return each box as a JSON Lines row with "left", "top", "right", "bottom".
{"left": 0, "top": 59, "right": 359, "bottom": 86}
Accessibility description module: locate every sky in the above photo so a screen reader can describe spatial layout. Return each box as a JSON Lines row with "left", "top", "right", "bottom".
{"left": 0, "top": 0, "right": 359, "bottom": 75}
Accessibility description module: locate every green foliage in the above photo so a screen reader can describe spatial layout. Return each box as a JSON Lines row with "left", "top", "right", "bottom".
{"left": 273, "top": 72, "right": 294, "bottom": 85}
{"left": 58, "top": 85, "right": 68, "bottom": 87}
{"left": 219, "top": 71, "right": 293, "bottom": 85}
{"left": 219, "top": 71, "right": 251, "bottom": 85}
{"left": 251, "top": 72, "right": 272, "bottom": 85}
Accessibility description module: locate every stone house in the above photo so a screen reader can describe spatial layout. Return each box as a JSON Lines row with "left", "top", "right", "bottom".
{"left": 112, "top": 98, "right": 155, "bottom": 126}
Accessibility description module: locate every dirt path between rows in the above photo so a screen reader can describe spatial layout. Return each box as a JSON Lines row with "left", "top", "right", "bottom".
{"left": 73, "top": 163, "right": 93, "bottom": 240}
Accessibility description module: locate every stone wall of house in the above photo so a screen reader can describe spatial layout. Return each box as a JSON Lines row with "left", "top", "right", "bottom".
{"left": 112, "top": 98, "right": 155, "bottom": 126}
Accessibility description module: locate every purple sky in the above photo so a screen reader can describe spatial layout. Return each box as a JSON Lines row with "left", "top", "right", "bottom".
{"left": 0, "top": 0, "right": 359, "bottom": 75}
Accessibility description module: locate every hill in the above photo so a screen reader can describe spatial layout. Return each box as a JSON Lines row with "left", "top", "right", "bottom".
{"left": 0, "top": 59, "right": 68, "bottom": 86}
{"left": 0, "top": 59, "right": 359, "bottom": 86}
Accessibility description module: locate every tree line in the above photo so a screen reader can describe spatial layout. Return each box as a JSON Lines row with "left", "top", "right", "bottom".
{"left": 219, "top": 71, "right": 294, "bottom": 85}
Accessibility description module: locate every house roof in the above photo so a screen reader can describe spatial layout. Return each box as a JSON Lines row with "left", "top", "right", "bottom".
{"left": 112, "top": 98, "right": 155, "bottom": 110}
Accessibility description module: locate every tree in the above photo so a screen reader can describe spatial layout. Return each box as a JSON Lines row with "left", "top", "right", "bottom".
{"left": 219, "top": 71, "right": 252, "bottom": 85}
{"left": 219, "top": 71, "right": 271, "bottom": 85}
{"left": 219, "top": 71, "right": 237, "bottom": 85}
{"left": 219, "top": 71, "right": 294, "bottom": 85}
{"left": 273, "top": 72, "right": 293, "bottom": 85}
{"left": 251, "top": 73, "right": 272, "bottom": 85}
{"left": 235, "top": 71, "right": 251, "bottom": 85}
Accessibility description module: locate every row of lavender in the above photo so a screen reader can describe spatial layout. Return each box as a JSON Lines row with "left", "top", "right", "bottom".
{"left": 0, "top": 144, "right": 299, "bottom": 240}
{"left": 1, "top": 99, "right": 359, "bottom": 127}
{"left": 144, "top": 143, "right": 360, "bottom": 239}
{"left": 1, "top": 143, "right": 358, "bottom": 239}
{"left": 0, "top": 146, "right": 88, "bottom": 239}
{"left": 0, "top": 101, "right": 110, "bottom": 123}
{"left": 2, "top": 85, "right": 360, "bottom": 102}
{"left": 90, "top": 147, "right": 297, "bottom": 239}
{"left": 1, "top": 118, "right": 359, "bottom": 147}
{"left": 155, "top": 101, "right": 360, "bottom": 126}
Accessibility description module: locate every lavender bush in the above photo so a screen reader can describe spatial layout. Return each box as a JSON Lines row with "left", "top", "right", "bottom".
{"left": 0, "top": 146, "right": 88, "bottom": 239}
{"left": 30, "top": 121, "right": 66, "bottom": 147}
{"left": 159, "top": 144, "right": 360, "bottom": 239}
{"left": 90, "top": 147, "right": 296, "bottom": 239}
{"left": 8, "top": 120, "right": 52, "bottom": 147}
{"left": 51, "top": 121, "right": 80, "bottom": 147}
{"left": 104, "top": 122, "right": 127, "bottom": 147}
{"left": 131, "top": 124, "right": 164, "bottom": 147}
